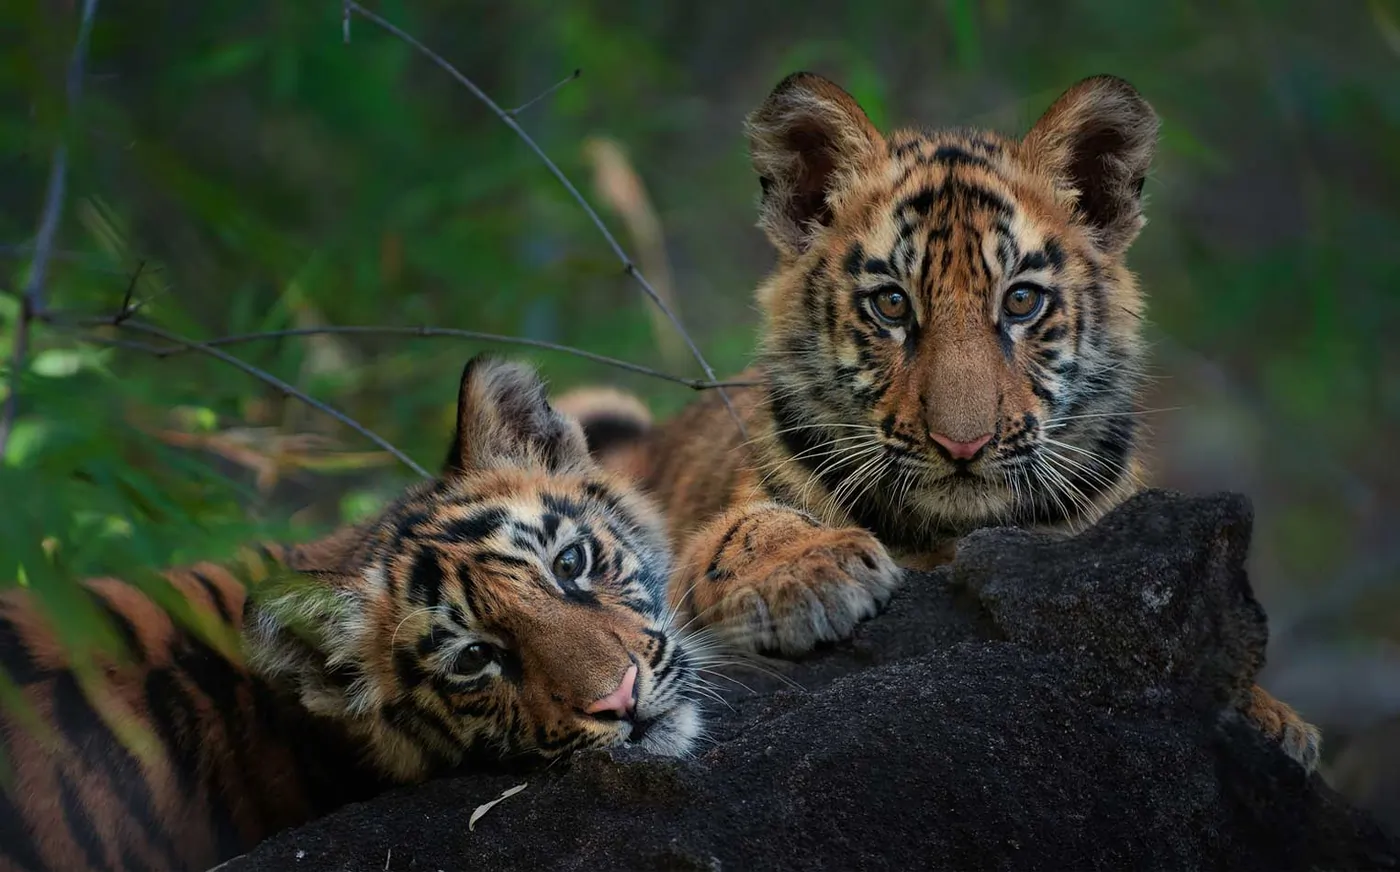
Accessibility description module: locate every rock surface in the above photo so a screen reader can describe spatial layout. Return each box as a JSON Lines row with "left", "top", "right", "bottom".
{"left": 220, "top": 491, "right": 1400, "bottom": 871}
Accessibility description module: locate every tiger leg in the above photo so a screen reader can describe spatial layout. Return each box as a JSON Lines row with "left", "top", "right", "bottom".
{"left": 670, "top": 502, "right": 901, "bottom": 656}
{"left": 1239, "top": 684, "right": 1322, "bottom": 773}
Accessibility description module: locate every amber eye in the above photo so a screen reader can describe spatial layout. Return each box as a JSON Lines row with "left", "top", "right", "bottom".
{"left": 1002, "top": 283, "right": 1046, "bottom": 321}
{"left": 869, "top": 286, "right": 911, "bottom": 324}
{"left": 454, "top": 642, "right": 496, "bottom": 675}
{"left": 552, "top": 543, "right": 587, "bottom": 582}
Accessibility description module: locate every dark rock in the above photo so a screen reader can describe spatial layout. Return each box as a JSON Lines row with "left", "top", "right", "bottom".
{"left": 218, "top": 491, "right": 1400, "bottom": 872}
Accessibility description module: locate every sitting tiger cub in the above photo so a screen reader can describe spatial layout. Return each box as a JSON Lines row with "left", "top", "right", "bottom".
{"left": 558, "top": 73, "right": 1320, "bottom": 772}
{"left": 0, "top": 356, "right": 700, "bottom": 872}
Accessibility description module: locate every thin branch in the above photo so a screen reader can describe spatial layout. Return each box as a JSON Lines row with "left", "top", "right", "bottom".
{"left": 63, "top": 322, "right": 757, "bottom": 391}
{"left": 116, "top": 259, "right": 146, "bottom": 322}
{"left": 68, "top": 314, "right": 431, "bottom": 479}
{"left": 507, "top": 69, "right": 581, "bottom": 117}
{"left": 0, "top": 0, "right": 101, "bottom": 458}
{"left": 342, "top": 1, "right": 746, "bottom": 437}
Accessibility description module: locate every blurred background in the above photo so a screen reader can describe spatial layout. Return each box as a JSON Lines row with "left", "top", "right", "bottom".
{"left": 2, "top": 0, "right": 1397, "bottom": 824}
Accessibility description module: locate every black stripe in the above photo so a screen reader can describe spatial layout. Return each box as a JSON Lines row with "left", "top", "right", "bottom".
{"left": 578, "top": 414, "right": 646, "bottom": 454}
{"left": 0, "top": 746, "right": 49, "bottom": 871}
{"left": 409, "top": 551, "right": 444, "bottom": 609}
{"left": 705, "top": 517, "right": 747, "bottom": 582}
{"left": 51, "top": 671, "right": 181, "bottom": 868}
{"left": 842, "top": 243, "right": 865, "bottom": 276}
{"left": 381, "top": 702, "right": 460, "bottom": 768}
{"left": 436, "top": 508, "right": 506, "bottom": 545}
{"left": 541, "top": 494, "right": 583, "bottom": 519}
{"left": 931, "top": 144, "right": 992, "bottom": 170}
{"left": 58, "top": 772, "right": 112, "bottom": 872}
{"left": 89, "top": 593, "right": 146, "bottom": 665}
{"left": 0, "top": 614, "right": 48, "bottom": 685}
{"left": 541, "top": 513, "right": 561, "bottom": 542}
{"left": 898, "top": 189, "right": 936, "bottom": 216}
{"left": 949, "top": 179, "right": 1013, "bottom": 217}
{"left": 190, "top": 571, "right": 235, "bottom": 625}
{"left": 390, "top": 510, "right": 429, "bottom": 552}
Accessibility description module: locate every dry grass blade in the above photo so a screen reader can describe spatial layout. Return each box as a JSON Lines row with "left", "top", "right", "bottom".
{"left": 74, "top": 316, "right": 432, "bottom": 479}
{"left": 584, "top": 136, "right": 685, "bottom": 368}
{"left": 341, "top": 0, "right": 746, "bottom": 438}
{"left": 468, "top": 782, "right": 529, "bottom": 831}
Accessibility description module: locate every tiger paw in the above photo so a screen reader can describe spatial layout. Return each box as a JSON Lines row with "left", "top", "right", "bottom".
{"left": 676, "top": 503, "right": 901, "bottom": 657}
{"left": 1241, "top": 684, "right": 1322, "bottom": 773}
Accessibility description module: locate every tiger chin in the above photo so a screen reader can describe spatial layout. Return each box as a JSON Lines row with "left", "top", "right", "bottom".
{"left": 0, "top": 355, "right": 702, "bottom": 872}
{"left": 557, "top": 73, "right": 1321, "bottom": 774}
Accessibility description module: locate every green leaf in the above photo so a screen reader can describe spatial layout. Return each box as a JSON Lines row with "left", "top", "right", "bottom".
{"left": 30, "top": 349, "right": 85, "bottom": 378}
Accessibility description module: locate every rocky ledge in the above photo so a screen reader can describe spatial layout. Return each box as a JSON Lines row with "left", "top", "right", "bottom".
{"left": 220, "top": 491, "right": 1400, "bottom": 871}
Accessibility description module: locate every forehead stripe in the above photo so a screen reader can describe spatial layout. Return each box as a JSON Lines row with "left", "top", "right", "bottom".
{"left": 436, "top": 508, "right": 507, "bottom": 544}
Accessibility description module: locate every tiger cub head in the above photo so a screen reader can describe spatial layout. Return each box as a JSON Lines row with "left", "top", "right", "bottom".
{"left": 246, "top": 356, "right": 701, "bottom": 781}
{"left": 748, "top": 73, "right": 1158, "bottom": 543}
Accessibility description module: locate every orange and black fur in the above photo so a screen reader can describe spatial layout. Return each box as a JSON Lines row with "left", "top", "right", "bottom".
{"left": 558, "top": 73, "right": 1320, "bottom": 771}
{"left": 0, "top": 356, "right": 702, "bottom": 872}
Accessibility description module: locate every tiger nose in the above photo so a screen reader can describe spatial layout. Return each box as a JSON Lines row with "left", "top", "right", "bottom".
{"left": 583, "top": 664, "right": 638, "bottom": 717}
{"left": 930, "top": 431, "right": 993, "bottom": 461}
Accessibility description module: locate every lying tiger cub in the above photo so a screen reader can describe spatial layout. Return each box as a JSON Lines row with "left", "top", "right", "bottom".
{"left": 0, "top": 356, "right": 701, "bottom": 872}
{"left": 557, "top": 72, "right": 1321, "bottom": 773}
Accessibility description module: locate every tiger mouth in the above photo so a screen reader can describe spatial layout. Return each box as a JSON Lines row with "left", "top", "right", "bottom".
{"left": 622, "top": 699, "right": 700, "bottom": 757}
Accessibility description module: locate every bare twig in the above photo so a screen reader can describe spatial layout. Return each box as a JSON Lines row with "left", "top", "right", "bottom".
{"left": 66, "top": 323, "right": 757, "bottom": 391}
{"left": 116, "top": 259, "right": 146, "bottom": 322}
{"left": 0, "top": 0, "right": 101, "bottom": 458}
{"left": 65, "top": 314, "right": 432, "bottom": 479}
{"left": 507, "top": 69, "right": 581, "bottom": 117}
{"left": 342, "top": 0, "right": 352, "bottom": 44}
{"left": 341, "top": 1, "right": 747, "bottom": 437}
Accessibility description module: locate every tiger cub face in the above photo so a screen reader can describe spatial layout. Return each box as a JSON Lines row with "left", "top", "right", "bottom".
{"left": 747, "top": 73, "right": 1158, "bottom": 543}
{"left": 247, "top": 357, "right": 701, "bottom": 780}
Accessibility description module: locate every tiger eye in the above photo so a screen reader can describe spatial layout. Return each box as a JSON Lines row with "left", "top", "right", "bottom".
{"left": 871, "top": 287, "right": 911, "bottom": 324}
{"left": 552, "top": 543, "right": 586, "bottom": 582}
{"left": 1002, "top": 284, "right": 1045, "bottom": 320}
{"left": 454, "top": 642, "right": 496, "bottom": 675}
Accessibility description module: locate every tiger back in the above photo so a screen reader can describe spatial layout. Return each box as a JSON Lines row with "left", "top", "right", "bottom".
{"left": 0, "top": 355, "right": 702, "bottom": 872}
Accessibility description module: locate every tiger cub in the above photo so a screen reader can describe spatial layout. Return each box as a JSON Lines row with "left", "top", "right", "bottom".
{"left": 0, "top": 356, "right": 700, "bottom": 872}
{"left": 557, "top": 73, "right": 1320, "bottom": 771}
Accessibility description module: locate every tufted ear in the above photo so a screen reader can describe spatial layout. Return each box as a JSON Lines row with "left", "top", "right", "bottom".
{"left": 746, "top": 72, "right": 884, "bottom": 259}
{"left": 443, "top": 354, "right": 592, "bottom": 477}
{"left": 1020, "top": 75, "right": 1160, "bottom": 254}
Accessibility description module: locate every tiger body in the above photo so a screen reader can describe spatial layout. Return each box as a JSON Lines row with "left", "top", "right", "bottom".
{"left": 0, "top": 357, "right": 702, "bottom": 872}
{"left": 561, "top": 73, "right": 1321, "bottom": 771}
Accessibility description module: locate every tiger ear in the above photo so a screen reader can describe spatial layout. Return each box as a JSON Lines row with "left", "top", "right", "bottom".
{"left": 746, "top": 72, "right": 884, "bottom": 259}
{"left": 1020, "top": 75, "right": 1160, "bottom": 254}
{"left": 442, "top": 354, "right": 592, "bottom": 477}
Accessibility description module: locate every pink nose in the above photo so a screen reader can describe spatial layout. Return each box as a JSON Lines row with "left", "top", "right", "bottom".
{"left": 584, "top": 664, "right": 638, "bottom": 717}
{"left": 930, "top": 431, "right": 992, "bottom": 461}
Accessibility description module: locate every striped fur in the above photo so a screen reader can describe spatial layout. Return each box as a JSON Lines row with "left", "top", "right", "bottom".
{"left": 0, "top": 356, "right": 701, "bottom": 872}
{"left": 561, "top": 73, "right": 1320, "bottom": 773}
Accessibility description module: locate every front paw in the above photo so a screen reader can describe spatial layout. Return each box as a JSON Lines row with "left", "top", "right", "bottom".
{"left": 1242, "top": 685, "right": 1321, "bottom": 773}
{"left": 683, "top": 508, "right": 900, "bottom": 657}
